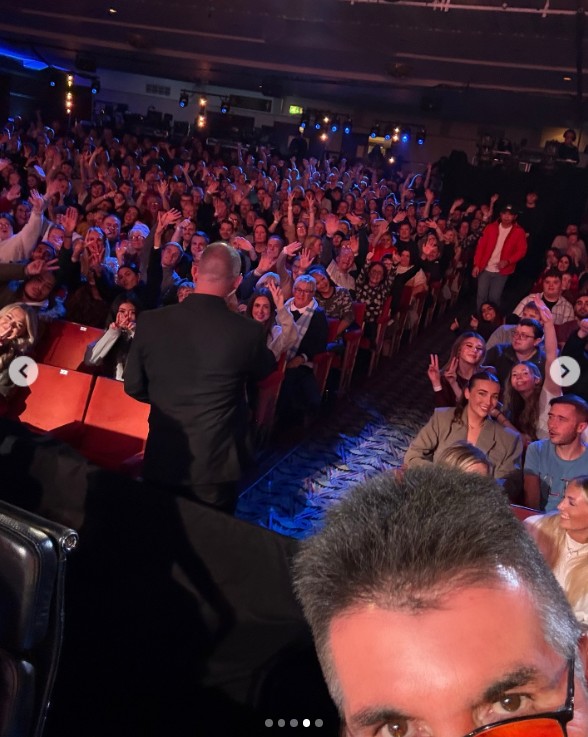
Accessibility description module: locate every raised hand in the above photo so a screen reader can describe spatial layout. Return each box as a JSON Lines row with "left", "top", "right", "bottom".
{"left": 284, "top": 241, "right": 303, "bottom": 257}
{"left": 63, "top": 206, "right": 79, "bottom": 236}
{"left": 469, "top": 315, "right": 479, "bottom": 330}
{"left": 268, "top": 280, "right": 284, "bottom": 310}
{"left": 29, "top": 189, "right": 46, "bottom": 214}
{"left": 25, "top": 258, "right": 59, "bottom": 276}
{"left": 427, "top": 354, "right": 441, "bottom": 387}
{"left": 299, "top": 247, "right": 313, "bottom": 270}
{"left": 444, "top": 356, "right": 459, "bottom": 384}
{"left": 6, "top": 184, "right": 21, "bottom": 201}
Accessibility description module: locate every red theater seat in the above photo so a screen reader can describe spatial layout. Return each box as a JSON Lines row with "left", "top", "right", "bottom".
{"left": 35, "top": 320, "right": 105, "bottom": 371}
{"left": 7, "top": 364, "right": 93, "bottom": 435}
{"left": 76, "top": 377, "right": 150, "bottom": 471}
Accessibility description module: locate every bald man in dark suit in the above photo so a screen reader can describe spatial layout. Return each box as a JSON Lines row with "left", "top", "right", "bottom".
{"left": 125, "top": 242, "right": 275, "bottom": 512}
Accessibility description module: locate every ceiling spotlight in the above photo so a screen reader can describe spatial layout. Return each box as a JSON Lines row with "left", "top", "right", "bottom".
{"left": 320, "top": 132, "right": 328, "bottom": 142}
{"left": 49, "top": 72, "right": 58, "bottom": 88}
{"left": 197, "top": 114, "right": 206, "bottom": 128}
{"left": 388, "top": 156, "right": 396, "bottom": 164}
{"left": 90, "top": 77, "right": 100, "bottom": 95}
{"left": 220, "top": 99, "right": 230, "bottom": 114}
{"left": 401, "top": 128, "right": 411, "bottom": 144}
{"left": 198, "top": 98, "right": 207, "bottom": 117}
{"left": 384, "top": 127, "right": 393, "bottom": 141}
{"left": 199, "top": 97, "right": 207, "bottom": 108}
{"left": 323, "top": 114, "right": 330, "bottom": 125}
{"left": 370, "top": 124, "right": 380, "bottom": 139}
{"left": 299, "top": 114, "right": 309, "bottom": 130}
{"left": 179, "top": 91, "right": 189, "bottom": 108}
{"left": 108, "top": 6, "right": 117, "bottom": 13}
{"left": 416, "top": 127, "right": 426, "bottom": 145}
{"left": 394, "top": 125, "right": 401, "bottom": 134}
{"left": 330, "top": 117, "right": 339, "bottom": 133}
{"left": 343, "top": 118, "right": 352, "bottom": 135}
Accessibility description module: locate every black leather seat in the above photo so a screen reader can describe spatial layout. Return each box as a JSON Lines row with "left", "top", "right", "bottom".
{"left": 0, "top": 500, "right": 77, "bottom": 737}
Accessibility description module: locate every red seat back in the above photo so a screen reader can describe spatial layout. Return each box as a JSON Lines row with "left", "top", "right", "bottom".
{"left": 7, "top": 364, "right": 93, "bottom": 433}
{"left": 77, "top": 377, "right": 150, "bottom": 471}
{"left": 35, "top": 320, "right": 105, "bottom": 371}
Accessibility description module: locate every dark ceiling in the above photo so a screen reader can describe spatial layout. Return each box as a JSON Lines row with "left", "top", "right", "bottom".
{"left": 1, "top": 0, "right": 587, "bottom": 125}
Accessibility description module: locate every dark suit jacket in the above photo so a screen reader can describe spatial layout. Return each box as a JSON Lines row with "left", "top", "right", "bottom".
{"left": 295, "top": 307, "right": 328, "bottom": 361}
{"left": 124, "top": 293, "right": 276, "bottom": 487}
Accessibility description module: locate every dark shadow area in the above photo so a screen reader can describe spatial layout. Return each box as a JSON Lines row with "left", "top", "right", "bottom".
{"left": 0, "top": 419, "right": 339, "bottom": 737}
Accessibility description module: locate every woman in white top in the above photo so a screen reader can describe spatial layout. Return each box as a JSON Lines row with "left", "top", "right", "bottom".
{"left": 525, "top": 475, "right": 588, "bottom": 627}
{"left": 245, "top": 281, "right": 298, "bottom": 360}
{"left": 502, "top": 301, "right": 560, "bottom": 445}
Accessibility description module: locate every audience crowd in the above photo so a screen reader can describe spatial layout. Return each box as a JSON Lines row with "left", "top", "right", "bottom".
{"left": 2, "top": 111, "right": 588, "bottom": 626}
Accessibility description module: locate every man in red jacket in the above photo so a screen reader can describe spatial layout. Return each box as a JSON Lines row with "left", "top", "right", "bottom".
{"left": 472, "top": 204, "right": 527, "bottom": 309}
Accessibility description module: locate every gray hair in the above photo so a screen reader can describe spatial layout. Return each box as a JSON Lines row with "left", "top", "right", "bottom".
{"left": 292, "top": 466, "right": 579, "bottom": 709}
{"left": 293, "top": 274, "right": 316, "bottom": 293}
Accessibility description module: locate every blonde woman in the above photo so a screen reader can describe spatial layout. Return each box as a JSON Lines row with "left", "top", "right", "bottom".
{"left": 0, "top": 302, "right": 38, "bottom": 400}
{"left": 525, "top": 475, "right": 588, "bottom": 626}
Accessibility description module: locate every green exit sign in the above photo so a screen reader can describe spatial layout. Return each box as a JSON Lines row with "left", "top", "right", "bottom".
{"left": 289, "top": 105, "right": 304, "bottom": 115}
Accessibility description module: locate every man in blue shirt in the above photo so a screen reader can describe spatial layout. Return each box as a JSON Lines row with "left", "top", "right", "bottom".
{"left": 524, "top": 395, "right": 588, "bottom": 510}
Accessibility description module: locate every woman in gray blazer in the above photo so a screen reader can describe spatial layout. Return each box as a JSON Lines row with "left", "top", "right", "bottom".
{"left": 405, "top": 371, "right": 523, "bottom": 501}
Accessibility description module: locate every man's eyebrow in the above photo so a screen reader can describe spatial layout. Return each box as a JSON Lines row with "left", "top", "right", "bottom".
{"left": 479, "top": 666, "right": 540, "bottom": 705}
{"left": 347, "top": 706, "right": 410, "bottom": 731}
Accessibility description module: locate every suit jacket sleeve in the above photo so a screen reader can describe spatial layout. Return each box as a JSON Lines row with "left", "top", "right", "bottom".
{"left": 404, "top": 410, "right": 441, "bottom": 466}
{"left": 493, "top": 427, "right": 523, "bottom": 501}
{"left": 123, "top": 315, "right": 150, "bottom": 403}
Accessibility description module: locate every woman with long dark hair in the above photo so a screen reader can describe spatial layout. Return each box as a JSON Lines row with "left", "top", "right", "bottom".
{"left": 405, "top": 370, "right": 523, "bottom": 500}
{"left": 245, "top": 282, "right": 297, "bottom": 360}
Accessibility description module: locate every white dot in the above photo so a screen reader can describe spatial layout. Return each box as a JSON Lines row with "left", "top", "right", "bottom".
{"left": 290, "top": 719, "right": 298, "bottom": 727}
{"left": 315, "top": 719, "right": 323, "bottom": 727}
{"left": 265, "top": 719, "right": 273, "bottom": 727}
{"left": 278, "top": 719, "right": 285, "bottom": 727}
{"left": 303, "top": 719, "right": 310, "bottom": 727}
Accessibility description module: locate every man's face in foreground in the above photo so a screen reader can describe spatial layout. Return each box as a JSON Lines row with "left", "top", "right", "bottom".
{"left": 329, "top": 581, "right": 588, "bottom": 737}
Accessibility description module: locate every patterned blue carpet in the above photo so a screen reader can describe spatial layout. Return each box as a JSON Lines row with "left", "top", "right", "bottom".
{"left": 236, "top": 314, "right": 456, "bottom": 538}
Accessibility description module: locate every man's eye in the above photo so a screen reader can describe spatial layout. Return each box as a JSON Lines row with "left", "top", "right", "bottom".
{"left": 381, "top": 719, "right": 409, "bottom": 737}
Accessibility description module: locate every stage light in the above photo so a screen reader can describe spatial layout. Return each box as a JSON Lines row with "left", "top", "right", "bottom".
{"left": 299, "top": 114, "right": 308, "bottom": 129}
{"left": 417, "top": 127, "right": 426, "bottom": 145}
{"left": 198, "top": 98, "right": 207, "bottom": 118}
{"left": 314, "top": 120, "right": 322, "bottom": 131}
{"left": 388, "top": 155, "right": 396, "bottom": 164}
{"left": 197, "top": 114, "right": 206, "bottom": 128}
{"left": 401, "top": 128, "right": 411, "bottom": 144}
{"left": 90, "top": 77, "right": 100, "bottom": 95}
{"left": 199, "top": 97, "right": 207, "bottom": 108}
{"left": 66, "top": 74, "right": 74, "bottom": 87}
{"left": 48, "top": 71, "right": 58, "bottom": 88}
{"left": 330, "top": 117, "right": 339, "bottom": 133}
{"left": 220, "top": 99, "right": 230, "bottom": 114}
{"left": 370, "top": 124, "right": 380, "bottom": 139}
{"left": 323, "top": 113, "right": 330, "bottom": 125}
{"left": 65, "top": 91, "right": 73, "bottom": 115}
{"left": 320, "top": 132, "right": 328, "bottom": 142}
{"left": 384, "top": 127, "right": 392, "bottom": 141}
{"left": 343, "top": 118, "right": 352, "bottom": 135}
{"left": 179, "top": 91, "right": 189, "bottom": 108}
